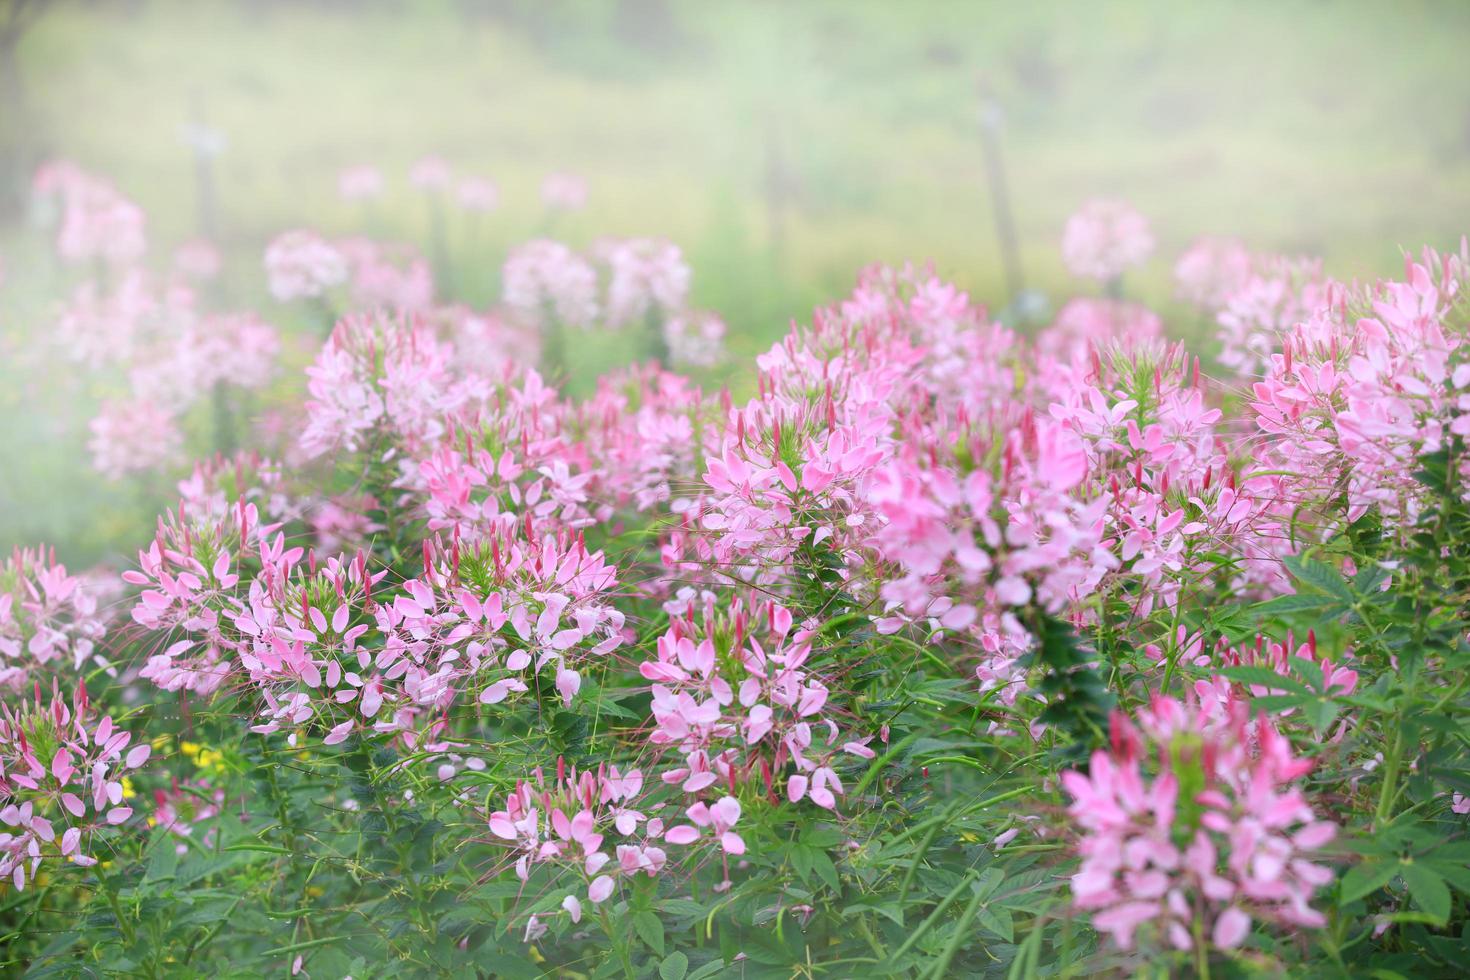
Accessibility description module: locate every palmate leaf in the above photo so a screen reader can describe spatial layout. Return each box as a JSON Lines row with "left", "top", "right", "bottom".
{"left": 1021, "top": 611, "right": 1113, "bottom": 760}
{"left": 1283, "top": 553, "right": 1358, "bottom": 603}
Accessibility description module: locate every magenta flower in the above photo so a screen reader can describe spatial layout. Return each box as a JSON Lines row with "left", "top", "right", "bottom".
{"left": 1062, "top": 694, "right": 1337, "bottom": 953}
{"left": 0, "top": 684, "right": 152, "bottom": 889}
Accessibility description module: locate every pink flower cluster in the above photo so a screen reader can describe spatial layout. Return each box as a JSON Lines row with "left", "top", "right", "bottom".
{"left": 33, "top": 161, "right": 147, "bottom": 267}
{"left": 0, "top": 548, "right": 109, "bottom": 692}
{"left": 1063, "top": 694, "right": 1337, "bottom": 953}
{"left": 641, "top": 597, "right": 871, "bottom": 813}
{"left": 1, "top": 684, "right": 151, "bottom": 890}
{"left": 1062, "top": 199, "right": 1154, "bottom": 282}
{"left": 264, "top": 230, "right": 349, "bottom": 302}
{"left": 300, "top": 312, "right": 477, "bottom": 458}
{"left": 595, "top": 237, "right": 691, "bottom": 329}
{"left": 33, "top": 164, "right": 282, "bottom": 483}
{"left": 488, "top": 760, "right": 682, "bottom": 927}
{"left": 502, "top": 240, "right": 600, "bottom": 330}
{"left": 1248, "top": 245, "right": 1470, "bottom": 526}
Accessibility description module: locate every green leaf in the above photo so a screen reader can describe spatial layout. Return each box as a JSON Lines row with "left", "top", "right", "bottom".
{"left": 144, "top": 837, "right": 181, "bottom": 885}
{"left": 633, "top": 910, "right": 665, "bottom": 956}
{"left": 1284, "top": 554, "right": 1356, "bottom": 604}
{"left": 659, "top": 951, "right": 689, "bottom": 980}
{"left": 1425, "top": 860, "right": 1470, "bottom": 897}
{"left": 1255, "top": 592, "right": 1341, "bottom": 616}
{"left": 790, "top": 843, "right": 814, "bottom": 882}
{"left": 656, "top": 898, "right": 707, "bottom": 918}
{"left": 1219, "top": 665, "right": 1310, "bottom": 694}
{"left": 977, "top": 904, "right": 1014, "bottom": 942}
{"left": 1400, "top": 862, "right": 1451, "bottom": 924}
{"left": 1287, "top": 655, "right": 1325, "bottom": 690}
{"left": 1301, "top": 697, "right": 1343, "bottom": 734}
{"left": 810, "top": 849, "right": 841, "bottom": 893}
{"left": 1341, "top": 860, "right": 1399, "bottom": 903}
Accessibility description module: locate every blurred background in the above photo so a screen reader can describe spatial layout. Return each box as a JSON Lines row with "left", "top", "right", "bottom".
{"left": 3, "top": 0, "right": 1470, "bottom": 564}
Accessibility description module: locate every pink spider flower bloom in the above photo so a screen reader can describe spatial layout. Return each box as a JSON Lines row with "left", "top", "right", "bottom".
{"left": 394, "top": 528, "right": 624, "bottom": 714}
{"left": 1036, "top": 298, "right": 1162, "bottom": 367}
{"left": 172, "top": 239, "right": 223, "bottom": 282}
{"left": 55, "top": 268, "right": 158, "bottom": 369}
{"left": 124, "top": 484, "right": 290, "bottom": 696}
{"left": 442, "top": 306, "right": 541, "bottom": 375}
{"left": 1062, "top": 694, "right": 1337, "bottom": 953}
{"left": 1174, "top": 237, "right": 1254, "bottom": 310}
{"left": 1248, "top": 248, "right": 1465, "bottom": 526}
{"left": 151, "top": 777, "right": 226, "bottom": 854}
{"left": 1215, "top": 255, "right": 1328, "bottom": 376}
{"left": 487, "top": 760, "right": 673, "bottom": 916}
{"left": 192, "top": 313, "right": 282, "bottom": 392}
{"left": 409, "top": 156, "right": 452, "bottom": 192}
{"left": 502, "top": 240, "right": 599, "bottom": 330}
{"left": 1061, "top": 199, "right": 1154, "bottom": 282}
{"left": 88, "top": 398, "right": 182, "bottom": 481}
{"left": 0, "top": 682, "right": 152, "bottom": 890}
{"left": 540, "top": 172, "right": 588, "bottom": 211}
{"left": 642, "top": 598, "right": 867, "bottom": 812}
{"left": 299, "top": 313, "right": 472, "bottom": 457}
{"left": 36, "top": 162, "right": 148, "bottom": 267}
{"left": 594, "top": 237, "right": 691, "bottom": 329}
{"left": 336, "top": 238, "right": 435, "bottom": 313}
{"left": 663, "top": 311, "right": 726, "bottom": 368}
{"left": 338, "top": 165, "right": 384, "bottom": 202}
{"left": 0, "top": 547, "right": 109, "bottom": 691}
{"left": 263, "top": 230, "right": 348, "bottom": 302}
{"left": 1197, "top": 630, "right": 1357, "bottom": 731}
{"left": 456, "top": 176, "right": 499, "bottom": 213}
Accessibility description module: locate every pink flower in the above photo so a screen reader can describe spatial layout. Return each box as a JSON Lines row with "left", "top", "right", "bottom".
{"left": 663, "top": 311, "right": 726, "bottom": 367}
{"left": 456, "top": 177, "right": 499, "bottom": 212}
{"left": 338, "top": 165, "right": 384, "bottom": 202}
{"left": 502, "top": 240, "right": 598, "bottom": 329}
{"left": 1061, "top": 199, "right": 1153, "bottom": 281}
{"left": 409, "top": 156, "right": 452, "bottom": 192}
{"left": 0, "top": 684, "right": 153, "bottom": 889}
{"left": 1062, "top": 694, "right": 1336, "bottom": 953}
{"left": 540, "top": 172, "right": 587, "bottom": 211}
{"left": 88, "top": 398, "right": 182, "bottom": 480}
{"left": 264, "top": 230, "right": 348, "bottom": 301}
{"left": 34, "top": 161, "right": 146, "bottom": 266}
{"left": 594, "top": 237, "right": 690, "bottom": 329}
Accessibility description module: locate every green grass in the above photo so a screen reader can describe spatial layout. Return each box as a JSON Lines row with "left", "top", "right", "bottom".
{"left": 3, "top": 0, "right": 1470, "bottom": 563}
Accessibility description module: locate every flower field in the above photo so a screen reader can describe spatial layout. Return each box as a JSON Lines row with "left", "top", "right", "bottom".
{"left": 0, "top": 145, "right": 1468, "bottom": 980}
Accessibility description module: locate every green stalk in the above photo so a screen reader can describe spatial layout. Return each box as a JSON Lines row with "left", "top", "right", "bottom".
{"left": 1374, "top": 725, "right": 1403, "bottom": 829}
{"left": 923, "top": 880, "right": 989, "bottom": 979}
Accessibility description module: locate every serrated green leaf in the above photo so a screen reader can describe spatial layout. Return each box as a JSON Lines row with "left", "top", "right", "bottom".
{"left": 1287, "top": 655, "right": 1325, "bottom": 690}
{"left": 1284, "top": 554, "right": 1356, "bottom": 604}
